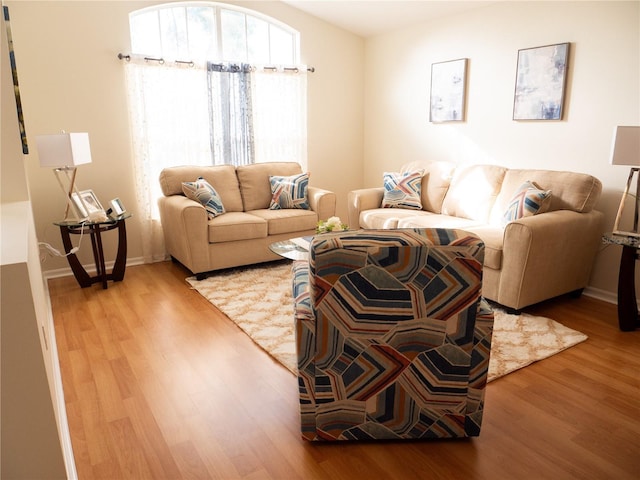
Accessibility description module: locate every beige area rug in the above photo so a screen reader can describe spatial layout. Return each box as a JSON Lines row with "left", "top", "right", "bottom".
{"left": 187, "top": 262, "right": 588, "bottom": 382}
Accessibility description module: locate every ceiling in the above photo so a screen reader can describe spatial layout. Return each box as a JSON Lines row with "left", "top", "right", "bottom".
{"left": 281, "top": 1, "right": 498, "bottom": 38}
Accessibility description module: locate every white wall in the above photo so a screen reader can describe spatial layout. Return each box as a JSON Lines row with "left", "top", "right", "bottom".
{"left": 363, "top": 1, "right": 640, "bottom": 299}
{"left": 7, "top": 0, "right": 363, "bottom": 272}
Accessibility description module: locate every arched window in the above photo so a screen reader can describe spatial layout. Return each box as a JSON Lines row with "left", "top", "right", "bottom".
{"left": 122, "top": 2, "right": 309, "bottom": 263}
{"left": 129, "top": 2, "right": 299, "bottom": 64}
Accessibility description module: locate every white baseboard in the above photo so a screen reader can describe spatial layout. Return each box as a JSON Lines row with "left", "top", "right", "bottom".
{"left": 584, "top": 285, "right": 640, "bottom": 311}
{"left": 583, "top": 286, "right": 617, "bottom": 305}
{"left": 42, "top": 256, "right": 146, "bottom": 281}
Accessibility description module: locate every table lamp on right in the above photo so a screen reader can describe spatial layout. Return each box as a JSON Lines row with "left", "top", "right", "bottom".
{"left": 610, "top": 125, "right": 640, "bottom": 237}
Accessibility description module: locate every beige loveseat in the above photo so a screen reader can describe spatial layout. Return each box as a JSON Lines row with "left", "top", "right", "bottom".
{"left": 159, "top": 162, "right": 336, "bottom": 279}
{"left": 348, "top": 162, "right": 604, "bottom": 311}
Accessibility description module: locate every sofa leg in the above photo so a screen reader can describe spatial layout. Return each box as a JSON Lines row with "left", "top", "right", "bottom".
{"left": 569, "top": 288, "right": 584, "bottom": 299}
{"left": 505, "top": 307, "right": 522, "bottom": 315}
{"left": 195, "top": 272, "right": 208, "bottom": 281}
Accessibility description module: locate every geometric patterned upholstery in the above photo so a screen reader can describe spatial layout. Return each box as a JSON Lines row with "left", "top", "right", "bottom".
{"left": 292, "top": 228, "right": 494, "bottom": 441}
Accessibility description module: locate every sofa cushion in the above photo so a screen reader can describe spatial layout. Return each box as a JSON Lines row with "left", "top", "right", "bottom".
{"left": 460, "top": 225, "right": 504, "bottom": 270}
{"left": 381, "top": 170, "right": 423, "bottom": 210}
{"left": 401, "top": 161, "right": 455, "bottom": 213}
{"left": 207, "top": 212, "right": 267, "bottom": 243}
{"left": 236, "top": 162, "right": 303, "bottom": 211}
{"left": 269, "top": 172, "right": 310, "bottom": 210}
{"left": 396, "top": 213, "right": 484, "bottom": 230}
{"left": 441, "top": 164, "right": 507, "bottom": 222}
{"left": 159, "top": 165, "right": 244, "bottom": 212}
{"left": 359, "top": 208, "right": 429, "bottom": 229}
{"left": 249, "top": 209, "right": 317, "bottom": 235}
{"left": 501, "top": 180, "right": 551, "bottom": 225}
{"left": 182, "top": 177, "right": 226, "bottom": 218}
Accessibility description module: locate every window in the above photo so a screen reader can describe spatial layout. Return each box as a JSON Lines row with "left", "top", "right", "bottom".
{"left": 123, "top": 2, "right": 308, "bottom": 263}
{"left": 129, "top": 2, "right": 299, "bottom": 64}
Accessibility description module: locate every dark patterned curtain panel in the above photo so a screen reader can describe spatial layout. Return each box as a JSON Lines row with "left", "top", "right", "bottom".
{"left": 207, "top": 62, "right": 255, "bottom": 167}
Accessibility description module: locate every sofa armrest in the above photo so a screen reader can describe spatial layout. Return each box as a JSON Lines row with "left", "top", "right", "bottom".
{"left": 347, "top": 187, "right": 384, "bottom": 228}
{"left": 307, "top": 186, "right": 336, "bottom": 221}
{"left": 498, "top": 209, "right": 604, "bottom": 309}
{"left": 157, "top": 195, "right": 211, "bottom": 274}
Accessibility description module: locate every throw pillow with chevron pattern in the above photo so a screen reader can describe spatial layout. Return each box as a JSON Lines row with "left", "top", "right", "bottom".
{"left": 269, "top": 172, "right": 310, "bottom": 210}
{"left": 381, "top": 170, "right": 424, "bottom": 209}
{"left": 182, "top": 176, "right": 226, "bottom": 219}
{"left": 502, "top": 180, "right": 551, "bottom": 226}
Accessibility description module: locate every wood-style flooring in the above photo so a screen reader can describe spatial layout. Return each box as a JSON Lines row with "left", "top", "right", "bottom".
{"left": 48, "top": 261, "right": 640, "bottom": 479}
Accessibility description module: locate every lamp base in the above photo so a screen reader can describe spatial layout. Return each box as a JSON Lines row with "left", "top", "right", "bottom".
{"left": 612, "top": 167, "right": 640, "bottom": 237}
{"left": 53, "top": 166, "right": 86, "bottom": 221}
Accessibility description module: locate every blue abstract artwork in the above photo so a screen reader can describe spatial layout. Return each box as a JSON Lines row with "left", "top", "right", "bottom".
{"left": 513, "top": 43, "right": 570, "bottom": 121}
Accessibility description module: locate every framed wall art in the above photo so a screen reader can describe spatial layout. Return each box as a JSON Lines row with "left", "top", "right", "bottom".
{"left": 513, "top": 42, "right": 570, "bottom": 121}
{"left": 429, "top": 58, "right": 468, "bottom": 123}
{"left": 4, "top": 6, "right": 28, "bottom": 153}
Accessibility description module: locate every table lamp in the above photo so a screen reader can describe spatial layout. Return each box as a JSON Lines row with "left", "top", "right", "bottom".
{"left": 36, "top": 132, "right": 92, "bottom": 221}
{"left": 610, "top": 125, "right": 640, "bottom": 237}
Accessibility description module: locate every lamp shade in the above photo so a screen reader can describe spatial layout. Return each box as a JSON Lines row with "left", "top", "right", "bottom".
{"left": 35, "top": 132, "right": 92, "bottom": 168}
{"left": 610, "top": 126, "right": 640, "bottom": 166}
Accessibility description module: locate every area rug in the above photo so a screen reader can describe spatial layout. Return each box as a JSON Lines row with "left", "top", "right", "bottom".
{"left": 187, "top": 261, "right": 588, "bottom": 382}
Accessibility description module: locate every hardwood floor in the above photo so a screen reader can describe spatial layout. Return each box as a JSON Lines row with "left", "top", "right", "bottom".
{"left": 48, "top": 261, "right": 640, "bottom": 479}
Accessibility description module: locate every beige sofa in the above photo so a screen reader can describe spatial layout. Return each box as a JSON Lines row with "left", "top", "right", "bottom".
{"left": 348, "top": 162, "right": 604, "bottom": 311}
{"left": 159, "top": 162, "right": 336, "bottom": 278}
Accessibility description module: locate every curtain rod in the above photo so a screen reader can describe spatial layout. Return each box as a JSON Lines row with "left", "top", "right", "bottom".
{"left": 117, "top": 53, "right": 315, "bottom": 72}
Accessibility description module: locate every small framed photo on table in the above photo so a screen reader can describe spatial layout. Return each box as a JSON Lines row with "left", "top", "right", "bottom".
{"left": 71, "top": 189, "right": 103, "bottom": 219}
{"left": 110, "top": 198, "right": 126, "bottom": 216}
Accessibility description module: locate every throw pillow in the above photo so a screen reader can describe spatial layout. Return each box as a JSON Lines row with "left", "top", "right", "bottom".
{"left": 269, "top": 172, "right": 310, "bottom": 210}
{"left": 182, "top": 177, "right": 226, "bottom": 219}
{"left": 381, "top": 170, "right": 424, "bottom": 210}
{"left": 502, "top": 180, "right": 552, "bottom": 225}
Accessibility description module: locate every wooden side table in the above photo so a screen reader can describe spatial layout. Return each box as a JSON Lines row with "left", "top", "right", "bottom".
{"left": 55, "top": 213, "right": 131, "bottom": 289}
{"left": 603, "top": 233, "right": 640, "bottom": 331}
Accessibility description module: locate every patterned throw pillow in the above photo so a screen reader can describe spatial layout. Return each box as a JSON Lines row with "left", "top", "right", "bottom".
{"left": 182, "top": 177, "right": 226, "bottom": 219}
{"left": 269, "top": 172, "right": 310, "bottom": 210}
{"left": 381, "top": 170, "right": 424, "bottom": 210}
{"left": 502, "top": 180, "right": 552, "bottom": 225}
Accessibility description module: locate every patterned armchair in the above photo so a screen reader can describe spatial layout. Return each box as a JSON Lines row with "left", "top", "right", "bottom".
{"left": 292, "top": 228, "right": 494, "bottom": 441}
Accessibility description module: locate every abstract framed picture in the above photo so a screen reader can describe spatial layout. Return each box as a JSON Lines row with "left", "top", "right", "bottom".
{"left": 3, "top": 6, "right": 28, "bottom": 153}
{"left": 430, "top": 58, "right": 468, "bottom": 123}
{"left": 513, "top": 42, "right": 570, "bottom": 121}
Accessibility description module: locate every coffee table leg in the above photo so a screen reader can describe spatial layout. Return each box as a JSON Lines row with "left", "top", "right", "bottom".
{"left": 618, "top": 245, "right": 639, "bottom": 331}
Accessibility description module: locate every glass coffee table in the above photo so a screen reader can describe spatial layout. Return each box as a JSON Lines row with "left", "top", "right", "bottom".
{"left": 269, "top": 236, "right": 312, "bottom": 261}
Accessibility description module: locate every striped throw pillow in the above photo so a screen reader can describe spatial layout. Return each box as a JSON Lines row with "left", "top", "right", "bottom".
{"left": 182, "top": 177, "right": 226, "bottom": 219}
{"left": 382, "top": 170, "right": 424, "bottom": 210}
{"left": 269, "top": 172, "right": 310, "bottom": 210}
{"left": 502, "top": 180, "right": 551, "bottom": 225}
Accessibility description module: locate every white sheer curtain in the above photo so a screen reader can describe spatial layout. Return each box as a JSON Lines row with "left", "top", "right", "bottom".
{"left": 252, "top": 66, "right": 308, "bottom": 169}
{"left": 124, "top": 57, "right": 308, "bottom": 264}
{"left": 124, "top": 57, "right": 210, "bottom": 263}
